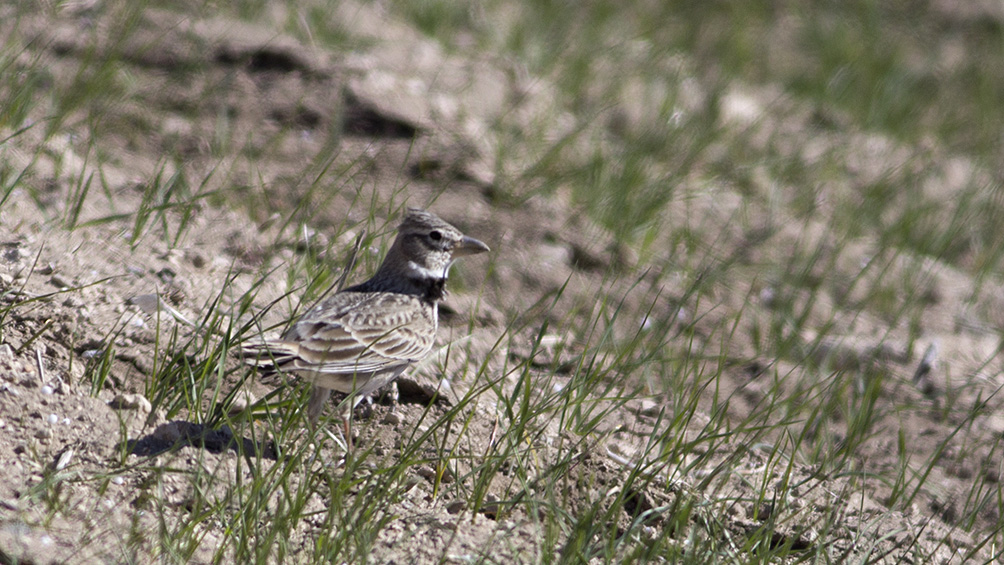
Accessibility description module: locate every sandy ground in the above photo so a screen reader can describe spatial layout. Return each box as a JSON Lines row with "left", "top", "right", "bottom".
{"left": 0, "top": 2, "right": 1001, "bottom": 562}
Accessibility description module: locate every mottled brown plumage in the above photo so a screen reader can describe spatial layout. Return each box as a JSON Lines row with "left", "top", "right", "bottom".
{"left": 244, "top": 208, "right": 489, "bottom": 425}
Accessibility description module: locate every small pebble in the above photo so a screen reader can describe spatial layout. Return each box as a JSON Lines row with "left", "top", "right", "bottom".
{"left": 109, "top": 393, "right": 152, "bottom": 413}
{"left": 54, "top": 449, "right": 73, "bottom": 470}
{"left": 760, "top": 286, "right": 776, "bottom": 306}
{"left": 41, "top": 385, "right": 53, "bottom": 395}
{"left": 675, "top": 307, "right": 690, "bottom": 324}
{"left": 227, "top": 391, "right": 257, "bottom": 415}
{"left": 47, "top": 414, "right": 58, "bottom": 425}
{"left": 187, "top": 251, "right": 206, "bottom": 269}
{"left": 111, "top": 476, "right": 125, "bottom": 485}
{"left": 35, "top": 428, "right": 53, "bottom": 439}
{"left": 638, "top": 399, "right": 662, "bottom": 417}
{"left": 440, "top": 467, "right": 455, "bottom": 483}
{"left": 382, "top": 412, "right": 403, "bottom": 425}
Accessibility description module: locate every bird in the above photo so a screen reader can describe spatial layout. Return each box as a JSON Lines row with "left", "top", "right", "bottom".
{"left": 243, "top": 207, "right": 490, "bottom": 438}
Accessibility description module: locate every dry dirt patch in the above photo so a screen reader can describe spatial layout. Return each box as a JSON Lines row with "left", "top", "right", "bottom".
{"left": 0, "top": 2, "right": 1000, "bottom": 563}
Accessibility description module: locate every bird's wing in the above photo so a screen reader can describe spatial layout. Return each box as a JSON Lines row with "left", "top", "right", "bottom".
{"left": 261, "top": 292, "right": 435, "bottom": 375}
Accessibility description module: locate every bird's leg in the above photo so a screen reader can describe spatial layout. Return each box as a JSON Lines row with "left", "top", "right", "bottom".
{"left": 340, "top": 393, "right": 366, "bottom": 454}
{"left": 385, "top": 381, "right": 401, "bottom": 424}
{"left": 389, "top": 381, "right": 400, "bottom": 408}
{"left": 306, "top": 385, "right": 332, "bottom": 428}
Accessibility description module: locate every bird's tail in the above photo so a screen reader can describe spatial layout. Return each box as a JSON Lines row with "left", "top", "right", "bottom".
{"left": 241, "top": 339, "right": 301, "bottom": 384}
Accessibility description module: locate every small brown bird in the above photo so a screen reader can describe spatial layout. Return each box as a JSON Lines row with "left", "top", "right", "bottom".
{"left": 244, "top": 208, "right": 490, "bottom": 432}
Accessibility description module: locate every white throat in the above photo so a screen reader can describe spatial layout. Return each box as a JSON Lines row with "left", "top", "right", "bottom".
{"left": 406, "top": 261, "right": 448, "bottom": 280}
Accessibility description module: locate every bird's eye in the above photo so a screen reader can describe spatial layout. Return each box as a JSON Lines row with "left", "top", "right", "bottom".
{"left": 429, "top": 230, "right": 442, "bottom": 241}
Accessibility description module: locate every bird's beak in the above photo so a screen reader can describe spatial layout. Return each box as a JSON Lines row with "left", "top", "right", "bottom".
{"left": 453, "top": 236, "right": 490, "bottom": 257}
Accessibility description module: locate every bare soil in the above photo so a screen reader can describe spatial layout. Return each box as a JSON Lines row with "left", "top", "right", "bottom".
{"left": 0, "top": 2, "right": 1001, "bottom": 563}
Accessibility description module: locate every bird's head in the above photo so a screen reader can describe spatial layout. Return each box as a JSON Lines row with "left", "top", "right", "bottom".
{"left": 387, "top": 208, "right": 490, "bottom": 281}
